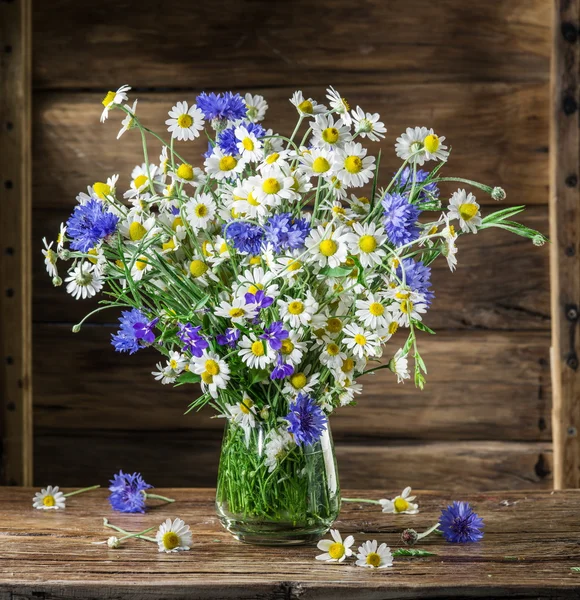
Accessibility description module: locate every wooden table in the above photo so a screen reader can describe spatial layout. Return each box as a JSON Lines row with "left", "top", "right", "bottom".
{"left": 0, "top": 488, "right": 579, "bottom": 599}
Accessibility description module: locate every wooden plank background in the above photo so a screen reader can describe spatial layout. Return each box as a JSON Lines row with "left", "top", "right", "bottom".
{"left": 29, "top": 0, "right": 552, "bottom": 491}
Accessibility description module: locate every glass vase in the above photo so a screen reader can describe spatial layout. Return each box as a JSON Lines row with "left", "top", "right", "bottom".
{"left": 216, "top": 419, "right": 341, "bottom": 545}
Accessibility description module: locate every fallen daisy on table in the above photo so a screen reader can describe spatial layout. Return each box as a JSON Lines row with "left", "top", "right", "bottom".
{"left": 379, "top": 486, "right": 419, "bottom": 514}
{"left": 32, "top": 484, "right": 100, "bottom": 510}
{"left": 315, "top": 529, "right": 355, "bottom": 563}
{"left": 156, "top": 517, "right": 193, "bottom": 553}
{"left": 355, "top": 540, "right": 394, "bottom": 569}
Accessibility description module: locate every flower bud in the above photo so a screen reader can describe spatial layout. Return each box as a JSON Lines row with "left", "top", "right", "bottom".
{"left": 401, "top": 528, "right": 419, "bottom": 546}
{"left": 107, "top": 536, "right": 120, "bottom": 549}
{"left": 72, "top": 324, "right": 81, "bottom": 333}
{"left": 533, "top": 235, "right": 546, "bottom": 247}
{"left": 58, "top": 249, "right": 70, "bottom": 260}
{"left": 491, "top": 187, "right": 506, "bottom": 201}
{"left": 52, "top": 276, "right": 62, "bottom": 287}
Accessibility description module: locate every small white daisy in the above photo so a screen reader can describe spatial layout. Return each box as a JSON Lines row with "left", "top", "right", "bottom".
{"left": 290, "top": 91, "right": 326, "bottom": 117}
{"left": 235, "top": 266, "right": 279, "bottom": 299}
{"left": 282, "top": 367, "right": 320, "bottom": 396}
{"left": 191, "top": 352, "right": 231, "bottom": 398}
{"left": 278, "top": 292, "right": 319, "bottom": 329}
{"left": 235, "top": 125, "right": 263, "bottom": 162}
{"left": 244, "top": 93, "right": 268, "bottom": 122}
{"left": 254, "top": 173, "right": 298, "bottom": 206}
{"left": 166, "top": 101, "right": 205, "bottom": 141}
{"left": 448, "top": 188, "right": 481, "bottom": 234}
{"left": 225, "top": 395, "right": 257, "bottom": 444}
{"left": 298, "top": 147, "right": 335, "bottom": 179}
{"left": 316, "top": 529, "right": 355, "bottom": 563}
{"left": 42, "top": 238, "right": 58, "bottom": 278}
{"left": 379, "top": 486, "right": 419, "bottom": 514}
{"left": 332, "top": 141, "right": 376, "bottom": 188}
{"left": 395, "top": 126, "right": 448, "bottom": 166}
{"left": 215, "top": 296, "right": 259, "bottom": 324}
{"left": 100, "top": 84, "right": 130, "bottom": 123}
{"left": 264, "top": 426, "right": 294, "bottom": 472}
{"left": 342, "top": 323, "right": 381, "bottom": 359}
{"left": 319, "top": 338, "right": 346, "bottom": 370}
{"left": 185, "top": 193, "right": 217, "bottom": 231}
{"left": 388, "top": 349, "right": 411, "bottom": 383}
{"left": 56, "top": 223, "right": 67, "bottom": 252}
{"left": 130, "top": 254, "right": 153, "bottom": 282}
{"left": 278, "top": 330, "right": 306, "bottom": 366}
{"left": 326, "top": 86, "right": 352, "bottom": 126}
{"left": 123, "top": 163, "right": 158, "bottom": 199}
{"left": 33, "top": 485, "right": 66, "bottom": 510}
{"left": 388, "top": 289, "right": 428, "bottom": 326}
{"left": 305, "top": 224, "right": 356, "bottom": 269}
{"left": 351, "top": 106, "right": 386, "bottom": 141}
{"left": 311, "top": 114, "right": 352, "bottom": 151}
{"left": 204, "top": 148, "right": 246, "bottom": 180}
{"left": 65, "top": 263, "right": 103, "bottom": 300}
{"left": 355, "top": 294, "right": 390, "bottom": 330}
{"left": 117, "top": 99, "right": 138, "bottom": 139}
{"left": 170, "top": 162, "right": 206, "bottom": 187}
{"left": 355, "top": 540, "right": 393, "bottom": 569}
{"left": 349, "top": 221, "right": 387, "bottom": 267}
{"left": 156, "top": 518, "right": 192, "bottom": 553}
{"left": 238, "top": 334, "right": 276, "bottom": 369}
{"left": 440, "top": 214, "right": 459, "bottom": 271}
{"left": 258, "top": 149, "right": 293, "bottom": 176}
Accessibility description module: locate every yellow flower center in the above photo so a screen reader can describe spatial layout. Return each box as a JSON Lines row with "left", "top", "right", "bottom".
{"left": 312, "top": 157, "right": 330, "bottom": 173}
{"left": 170, "top": 359, "right": 179, "bottom": 369}
{"left": 395, "top": 291, "right": 410, "bottom": 300}
{"left": 358, "top": 196, "right": 369, "bottom": 205}
{"left": 287, "top": 260, "right": 301, "bottom": 272}
{"left": 345, "top": 156, "right": 363, "bottom": 174}
{"left": 172, "top": 217, "right": 183, "bottom": 231}
{"left": 288, "top": 301, "right": 304, "bottom": 315}
{"left": 400, "top": 299, "right": 413, "bottom": 314}
{"left": 133, "top": 174, "right": 148, "bottom": 189}
{"left": 341, "top": 97, "right": 350, "bottom": 111}
{"left": 366, "top": 552, "right": 381, "bottom": 567}
{"left": 205, "top": 359, "right": 220, "bottom": 375}
{"left": 394, "top": 497, "right": 410, "bottom": 513}
{"left": 248, "top": 283, "right": 263, "bottom": 294}
{"left": 87, "top": 248, "right": 99, "bottom": 264}
{"left": 189, "top": 259, "right": 208, "bottom": 278}
{"left": 102, "top": 91, "right": 116, "bottom": 107}
{"left": 262, "top": 177, "right": 281, "bottom": 194}
{"left": 45, "top": 248, "right": 57, "bottom": 264}
{"left": 280, "top": 338, "right": 294, "bottom": 355}
{"left": 93, "top": 182, "right": 111, "bottom": 199}
{"left": 242, "top": 137, "right": 254, "bottom": 151}
{"left": 319, "top": 239, "right": 338, "bottom": 257}
{"left": 354, "top": 333, "right": 367, "bottom": 346}
{"left": 358, "top": 235, "right": 377, "bottom": 253}
{"left": 129, "top": 221, "right": 147, "bottom": 241}
{"left": 201, "top": 371, "right": 214, "bottom": 384}
{"left": 326, "top": 317, "right": 342, "bottom": 334}
{"left": 429, "top": 225, "right": 438, "bottom": 235}
{"left": 162, "top": 239, "right": 176, "bottom": 251}
{"left": 177, "top": 163, "right": 194, "bottom": 181}
{"left": 322, "top": 127, "right": 339, "bottom": 144}
{"left": 297, "top": 99, "right": 313, "bottom": 114}
{"left": 195, "top": 204, "right": 208, "bottom": 218}
{"left": 327, "top": 343, "right": 340, "bottom": 356}
{"left": 423, "top": 134, "right": 440, "bottom": 153}
{"left": 328, "top": 542, "right": 345, "bottom": 560}
{"left": 177, "top": 113, "right": 193, "bottom": 128}
{"left": 229, "top": 307, "right": 245, "bottom": 318}
{"left": 219, "top": 156, "right": 237, "bottom": 171}
{"left": 449, "top": 224, "right": 456, "bottom": 236}
{"left": 162, "top": 531, "right": 180, "bottom": 550}
{"left": 388, "top": 322, "right": 399, "bottom": 335}
{"left": 341, "top": 357, "right": 355, "bottom": 373}
{"left": 266, "top": 152, "right": 280, "bottom": 164}
{"left": 247, "top": 191, "right": 259, "bottom": 206}
{"left": 369, "top": 302, "right": 384, "bottom": 316}
{"left": 240, "top": 398, "right": 254, "bottom": 414}
{"left": 251, "top": 340, "right": 265, "bottom": 356}
{"left": 459, "top": 203, "right": 478, "bottom": 221}
{"left": 290, "top": 372, "right": 307, "bottom": 389}
{"left": 135, "top": 256, "right": 149, "bottom": 271}
{"left": 43, "top": 495, "right": 56, "bottom": 507}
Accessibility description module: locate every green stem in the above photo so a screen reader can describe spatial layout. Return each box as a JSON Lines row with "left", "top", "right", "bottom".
{"left": 417, "top": 522, "right": 441, "bottom": 540}
{"left": 341, "top": 497, "right": 382, "bottom": 505}
{"left": 64, "top": 484, "right": 100, "bottom": 498}
{"left": 103, "top": 518, "right": 157, "bottom": 544}
{"left": 144, "top": 492, "right": 175, "bottom": 503}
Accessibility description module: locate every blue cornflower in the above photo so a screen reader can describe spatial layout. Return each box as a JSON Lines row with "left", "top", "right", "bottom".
{"left": 108, "top": 470, "right": 152, "bottom": 513}
{"left": 67, "top": 198, "right": 119, "bottom": 252}
{"left": 246, "top": 290, "right": 274, "bottom": 313}
{"left": 271, "top": 355, "right": 295, "bottom": 380}
{"left": 224, "top": 221, "right": 264, "bottom": 255}
{"left": 133, "top": 317, "right": 159, "bottom": 344}
{"left": 398, "top": 167, "right": 440, "bottom": 201}
{"left": 217, "top": 122, "right": 266, "bottom": 155}
{"left": 264, "top": 213, "right": 310, "bottom": 252}
{"left": 111, "top": 308, "right": 148, "bottom": 354}
{"left": 217, "top": 327, "right": 241, "bottom": 348}
{"left": 260, "top": 321, "right": 288, "bottom": 351}
{"left": 177, "top": 323, "right": 209, "bottom": 357}
{"left": 196, "top": 92, "right": 247, "bottom": 122}
{"left": 382, "top": 192, "right": 421, "bottom": 247}
{"left": 397, "top": 258, "right": 435, "bottom": 306}
{"left": 439, "top": 501, "right": 484, "bottom": 543}
{"left": 286, "top": 393, "right": 327, "bottom": 446}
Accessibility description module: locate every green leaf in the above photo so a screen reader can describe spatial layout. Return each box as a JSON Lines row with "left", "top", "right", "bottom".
{"left": 321, "top": 265, "right": 353, "bottom": 278}
{"left": 412, "top": 320, "right": 436, "bottom": 335}
{"left": 248, "top": 368, "right": 269, "bottom": 385}
{"left": 571, "top": 567, "right": 580, "bottom": 573}
{"left": 393, "top": 548, "right": 436, "bottom": 557}
{"left": 176, "top": 372, "right": 201, "bottom": 385}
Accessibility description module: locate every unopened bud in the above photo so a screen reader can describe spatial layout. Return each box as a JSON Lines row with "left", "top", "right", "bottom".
{"left": 107, "top": 536, "right": 120, "bottom": 549}
{"left": 58, "top": 249, "right": 70, "bottom": 260}
{"left": 72, "top": 324, "right": 81, "bottom": 333}
{"left": 533, "top": 235, "right": 546, "bottom": 247}
{"left": 52, "top": 276, "right": 62, "bottom": 287}
{"left": 401, "top": 528, "right": 419, "bottom": 546}
{"left": 491, "top": 187, "right": 506, "bottom": 201}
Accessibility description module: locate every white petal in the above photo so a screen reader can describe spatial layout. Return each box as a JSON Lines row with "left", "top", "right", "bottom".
{"left": 402, "top": 486, "right": 412, "bottom": 498}
{"left": 317, "top": 539, "right": 333, "bottom": 551}
{"left": 315, "top": 552, "right": 332, "bottom": 561}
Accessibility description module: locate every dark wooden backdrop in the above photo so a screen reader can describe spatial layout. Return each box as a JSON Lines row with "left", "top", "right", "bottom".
{"left": 28, "top": 0, "right": 552, "bottom": 491}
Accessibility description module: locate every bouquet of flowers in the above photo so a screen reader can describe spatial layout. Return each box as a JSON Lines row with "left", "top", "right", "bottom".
{"left": 41, "top": 85, "right": 545, "bottom": 543}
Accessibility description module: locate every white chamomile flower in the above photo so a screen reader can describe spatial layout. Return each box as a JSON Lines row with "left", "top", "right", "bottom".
{"left": 440, "top": 214, "right": 459, "bottom": 271}
{"left": 204, "top": 147, "right": 246, "bottom": 180}
{"left": 254, "top": 173, "right": 298, "bottom": 206}
{"left": 393, "top": 289, "right": 428, "bottom": 326}
{"left": 121, "top": 215, "right": 158, "bottom": 243}
{"left": 319, "top": 337, "right": 346, "bottom": 370}
{"left": 170, "top": 162, "right": 206, "bottom": 187}
{"left": 186, "top": 193, "right": 217, "bottom": 230}
{"left": 239, "top": 334, "right": 276, "bottom": 369}
{"left": 86, "top": 245, "right": 107, "bottom": 275}
{"left": 215, "top": 296, "right": 258, "bottom": 324}
{"left": 33, "top": 485, "right": 66, "bottom": 510}
{"left": 264, "top": 426, "right": 294, "bottom": 472}
{"left": 107, "top": 536, "right": 121, "bottom": 549}
{"left": 152, "top": 360, "right": 178, "bottom": 385}
{"left": 231, "top": 178, "right": 269, "bottom": 221}
{"left": 258, "top": 149, "right": 293, "bottom": 176}
{"left": 274, "top": 253, "right": 305, "bottom": 281}
{"left": 351, "top": 106, "right": 386, "bottom": 141}
{"left": 422, "top": 128, "right": 449, "bottom": 162}
{"left": 305, "top": 224, "right": 356, "bottom": 268}
{"left": 89, "top": 174, "right": 120, "bottom": 202}
{"left": 65, "top": 263, "right": 103, "bottom": 300}
{"left": 100, "top": 84, "right": 130, "bottom": 122}
{"left": 56, "top": 223, "right": 67, "bottom": 252}
{"left": 244, "top": 93, "right": 268, "bottom": 122}
{"left": 311, "top": 114, "right": 352, "bottom": 151}
{"left": 191, "top": 352, "right": 231, "bottom": 398}
{"left": 338, "top": 378, "right": 363, "bottom": 406}
{"left": 355, "top": 294, "right": 390, "bottom": 330}
{"left": 332, "top": 141, "right": 376, "bottom": 188}
{"left": 349, "top": 222, "right": 387, "bottom": 267}
{"left": 448, "top": 188, "right": 481, "bottom": 234}
{"left": 326, "top": 86, "right": 352, "bottom": 126}
{"left": 278, "top": 291, "right": 319, "bottom": 328}
{"left": 379, "top": 486, "right": 419, "bottom": 514}
{"left": 129, "top": 253, "right": 153, "bottom": 282}
{"left": 282, "top": 367, "right": 320, "bottom": 396}
{"left": 235, "top": 266, "right": 279, "bottom": 298}
{"left": 290, "top": 91, "right": 326, "bottom": 117}
{"left": 316, "top": 529, "right": 355, "bottom": 563}
{"left": 350, "top": 194, "right": 371, "bottom": 215}
{"left": 124, "top": 163, "right": 158, "bottom": 199}
{"left": 389, "top": 348, "right": 411, "bottom": 383}
{"left": 117, "top": 99, "right": 138, "bottom": 139}
{"left": 167, "top": 351, "right": 187, "bottom": 374}
{"left": 342, "top": 323, "right": 381, "bottom": 359}
{"left": 279, "top": 330, "right": 306, "bottom": 366}
{"left": 166, "top": 101, "right": 204, "bottom": 141}
{"left": 355, "top": 540, "right": 393, "bottom": 569}
{"left": 156, "top": 518, "right": 192, "bottom": 553}
{"left": 395, "top": 126, "right": 448, "bottom": 166}
{"left": 235, "top": 125, "right": 263, "bottom": 162}
{"left": 225, "top": 395, "right": 257, "bottom": 444}
{"left": 298, "top": 147, "right": 335, "bottom": 180}
{"left": 159, "top": 145, "right": 171, "bottom": 175}
{"left": 42, "top": 238, "right": 58, "bottom": 278}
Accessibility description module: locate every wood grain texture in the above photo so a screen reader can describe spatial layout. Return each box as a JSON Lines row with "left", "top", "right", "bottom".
{"left": 0, "top": 0, "right": 33, "bottom": 485}
{"left": 32, "top": 206, "right": 550, "bottom": 329}
{"left": 33, "top": 84, "right": 549, "bottom": 209}
{"left": 33, "top": 326, "right": 551, "bottom": 442}
{"left": 32, "top": 0, "right": 551, "bottom": 89}
{"left": 550, "top": 0, "right": 580, "bottom": 489}
{"left": 0, "top": 488, "right": 577, "bottom": 599}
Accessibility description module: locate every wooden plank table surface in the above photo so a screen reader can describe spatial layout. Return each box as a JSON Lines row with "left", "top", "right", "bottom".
{"left": 0, "top": 488, "right": 579, "bottom": 599}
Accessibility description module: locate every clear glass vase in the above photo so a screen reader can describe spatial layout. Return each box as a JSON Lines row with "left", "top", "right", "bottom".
{"left": 216, "top": 419, "right": 341, "bottom": 545}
